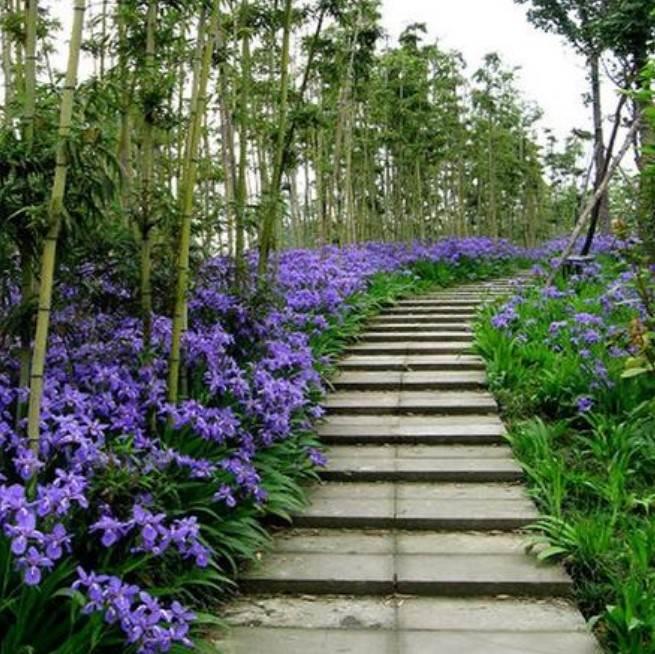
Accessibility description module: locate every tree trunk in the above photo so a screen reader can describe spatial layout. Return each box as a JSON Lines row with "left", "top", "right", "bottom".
{"left": 590, "top": 53, "right": 610, "bottom": 234}
{"left": 16, "top": 0, "right": 39, "bottom": 419}
{"left": 257, "top": 0, "right": 293, "bottom": 279}
{"left": 637, "top": 112, "right": 655, "bottom": 260}
{"left": 27, "top": 0, "right": 86, "bottom": 454}
{"left": 234, "top": 0, "right": 252, "bottom": 286}
{"left": 215, "top": 15, "right": 237, "bottom": 258}
{"left": 167, "top": 5, "right": 218, "bottom": 405}
{"left": 23, "top": 0, "right": 37, "bottom": 142}
{"left": 635, "top": 55, "right": 655, "bottom": 261}
{"left": 1, "top": 0, "right": 14, "bottom": 125}
{"left": 550, "top": 117, "right": 641, "bottom": 283}
{"left": 140, "top": 0, "right": 157, "bottom": 349}
{"left": 116, "top": 2, "right": 133, "bottom": 214}
{"left": 582, "top": 91, "right": 628, "bottom": 255}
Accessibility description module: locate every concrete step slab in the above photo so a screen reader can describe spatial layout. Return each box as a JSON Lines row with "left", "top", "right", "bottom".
{"left": 216, "top": 628, "right": 393, "bottom": 654}
{"left": 382, "top": 306, "right": 477, "bottom": 315}
{"left": 389, "top": 307, "right": 478, "bottom": 314}
{"left": 372, "top": 314, "right": 476, "bottom": 324}
{"left": 332, "top": 370, "right": 487, "bottom": 391}
{"left": 222, "top": 595, "right": 595, "bottom": 634}
{"left": 318, "top": 415, "right": 506, "bottom": 445}
{"left": 420, "top": 295, "right": 505, "bottom": 301}
{"left": 394, "top": 294, "right": 490, "bottom": 307}
{"left": 240, "top": 552, "right": 395, "bottom": 595}
{"left": 338, "top": 354, "right": 486, "bottom": 371}
{"left": 346, "top": 342, "right": 473, "bottom": 355}
{"left": 395, "top": 553, "right": 571, "bottom": 596}
{"left": 322, "top": 445, "right": 521, "bottom": 482}
{"left": 239, "top": 530, "right": 570, "bottom": 597}
{"left": 357, "top": 331, "right": 474, "bottom": 343}
{"left": 326, "top": 444, "right": 513, "bottom": 459}
{"left": 394, "top": 483, "right": 537, "bottom": 530}
{"left": 218, "top": 625, "right": 599, "bottom": 654}
{"left": 324, "top": 391, "right": 497, "bottom": 416}
{"left": 294, "top": 482, "right": 537, "bottom": 530}
{"left": 367, "top": 322, "right": 472, "bottom": 332}
{"left": 398, "top": 631, "right": 601, "bottom": 653}
{"left": 389, "top": 308, "right": 481, "bottom": 317}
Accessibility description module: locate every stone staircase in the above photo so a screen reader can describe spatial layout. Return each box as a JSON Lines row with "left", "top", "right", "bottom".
{"left": 215, "top": 277, "right": 602, "bottom": 654}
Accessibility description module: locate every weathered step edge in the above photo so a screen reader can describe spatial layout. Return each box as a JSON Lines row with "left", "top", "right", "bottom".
{"left": 292, "top": 514, "right": 535, "bottom": 531}
{"left": 319, "top": 469, "right": 523, "bottom": 483}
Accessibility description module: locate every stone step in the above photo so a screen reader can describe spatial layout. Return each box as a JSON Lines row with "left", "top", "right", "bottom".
{"left": 325, "top": 391, "right": 497, "bottom": 416}
{"left": 346, "top": 341, "right": 473, "bottom": 355}
{"left": 382, "top": 306, "right": 477, "bottom": 315}
{"left": 239, "top": 530, "right": 570, "bottom": 597}
{"left": 370, "top": 313, "right": 476, "bottom": 324}
{"left": 367, "top": 321, "right": 472, "bottom": 332}
{"left": 223, "top": 594, "right": 594, "bottom": 633}
{"left": 318, "top": 415, "right": 506, "bottom": 445}
{"left": 390, "top": 298, "right": 485, "bottom": 313}
{"left": 219, "top": 276, "right": 600, "bottom": 654}
{"left": 219, "top": 596, "right": 600, "bottom": 654}
{"left": 321, "top": 445, "right": 522, "bottom": 482}
{"left": 339, "top": 354, "right": 486, "bottom": 371}
{"left": 294, "top": 482, "right": 538, "bottom": 530}
{"left": 466, "top": 285, "right": 521, "bottom": 291}
{"left": 421, "top": 292, "right": 508, "bottom": 298}
{"left": 332, "top": 370, "right": 487, "bottom": 391}
{"left": 397, "top": 296, "right": 483, "bottom": 303}
{"left": 217, "top": 628, "right": 600, "bottom": 654}
{"left": 357, "top": 331, "right": 473, "bottom": 343}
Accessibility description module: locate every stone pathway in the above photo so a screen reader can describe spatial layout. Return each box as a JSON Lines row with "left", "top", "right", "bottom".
{"left": 215, "top": 277, "right": 602, "bottom": 654}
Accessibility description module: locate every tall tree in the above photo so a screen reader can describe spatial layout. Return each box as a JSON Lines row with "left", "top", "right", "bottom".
{"left": 515, "top": 0, "right": 612, "bottom": 240}
{"left": 599, "top": 1, "right": 655, "bottom": 257}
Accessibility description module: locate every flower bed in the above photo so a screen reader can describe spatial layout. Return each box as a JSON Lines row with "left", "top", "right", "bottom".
{"left": 476, "top": 243, "right": 655, "bottom": 653}
{"left": 0, "top": 237, "right": 526, "bottom": 653}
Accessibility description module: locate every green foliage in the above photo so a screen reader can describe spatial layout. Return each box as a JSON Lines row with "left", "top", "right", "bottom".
{"left": 476, "top": 258, "right": 655, "bottom": 652}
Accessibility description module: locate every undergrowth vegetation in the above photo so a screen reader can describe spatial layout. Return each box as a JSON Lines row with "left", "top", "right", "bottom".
{"left": 476, "top": 244, "right": 655, "bottom": 653}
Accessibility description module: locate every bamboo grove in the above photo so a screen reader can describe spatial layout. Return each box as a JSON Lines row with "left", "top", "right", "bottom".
{"left": 0, "top": 0, "right": 652, "bottom": 424}
{"left": 0, "top": 3, "right": 582, "bottom": 263}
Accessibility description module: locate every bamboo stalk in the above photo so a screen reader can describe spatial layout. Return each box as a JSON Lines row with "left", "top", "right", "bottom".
{"left": 256, "top": 0, "right": 293, "bottom": 278}
{"left": 167, "top": 3, "right": 219, "bottom": 405}
{"left": 140, "top": 0, "right": 157, "bottom": 348}
{"left": 234, "top": 0, "right": 251, "bottom": 285}
{"left": 27, "top": 0, "right": 86, "bottom": 453}
{"left": 15, "top": 0, "right": 39, "bottom": 421}
{"left": 2, "top": 0, "right": 14, "bottom": 125}
{"left": 116, "top": 1, "right": 133, "bottom": 214}
{"left": 215, "top": 12, "right": 237, "bottom": 258}
{"left": 23, "top": 0, "right": 37, "bottom": 143}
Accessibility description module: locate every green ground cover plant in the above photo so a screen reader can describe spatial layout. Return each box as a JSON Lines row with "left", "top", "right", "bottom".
{"left": 476, "top": 247, "right": 655, "bottom": 653}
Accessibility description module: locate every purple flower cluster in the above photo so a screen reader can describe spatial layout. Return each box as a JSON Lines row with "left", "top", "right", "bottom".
{"left": 0, "top": 471, "right": 84, "bottom": 584}
{"left": 0, "top": 237, "right": 529, "bottom": 651}
{"left": 74, "top": 568, "right": 195, "bottom": 654}
{"left": 488, "top": 240, "right": 651, "bottom": 415}
{"left": 91, "top": 505, "right": 210, "bottom": 567}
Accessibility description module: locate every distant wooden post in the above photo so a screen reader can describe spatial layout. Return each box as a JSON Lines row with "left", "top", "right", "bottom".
{"left": 548, "top": 116, "right": 641, "bottom": 286}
